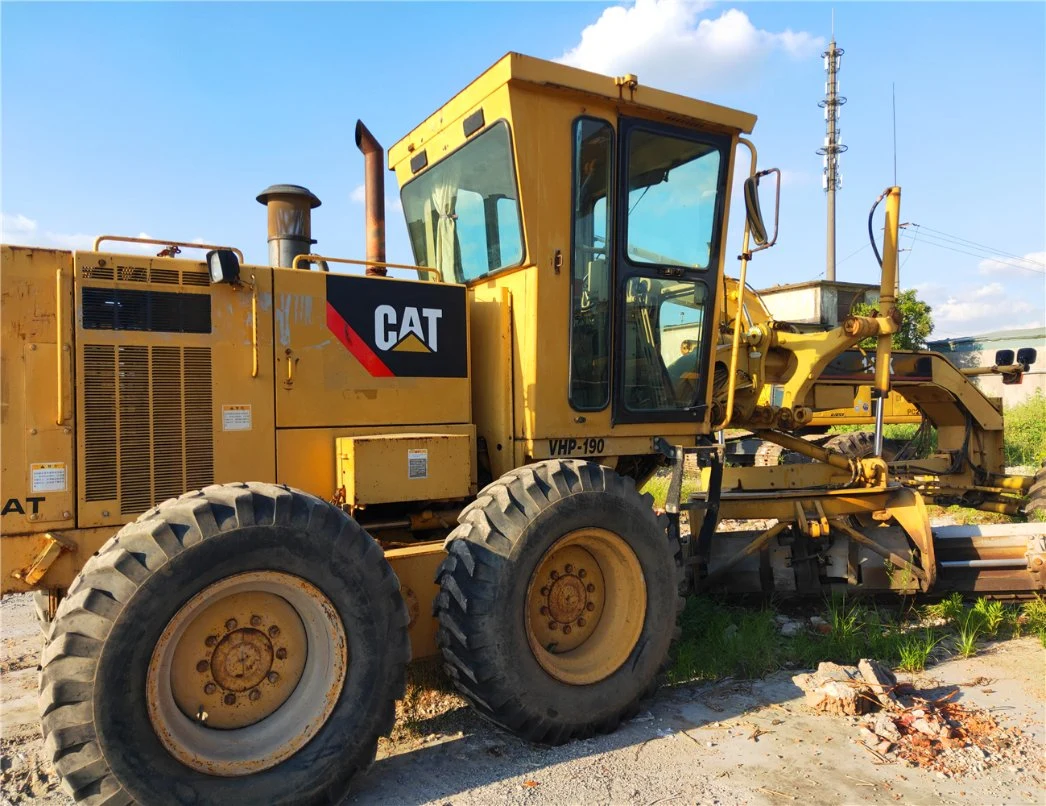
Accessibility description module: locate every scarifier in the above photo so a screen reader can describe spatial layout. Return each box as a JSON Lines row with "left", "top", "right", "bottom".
{"left": 2, "top": 53, "right": 1043, "bottom": 804}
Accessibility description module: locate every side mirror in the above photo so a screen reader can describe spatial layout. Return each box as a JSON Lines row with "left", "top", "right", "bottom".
{"left": 743, "top": 168, "right": 781, "bottom": 252}
{"left": 1017, "top": 347, "right": 1037, "bottom": 367}
{"left": 994, "top": 349, "right": 1015, "bottom": 366}
{"left": 207, "top": 249, "right": 241, "bottom": 284}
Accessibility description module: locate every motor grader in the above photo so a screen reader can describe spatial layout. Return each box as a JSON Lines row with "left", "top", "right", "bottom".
{"left": 2, "top": 52, "right": 1044, "bottom": 805}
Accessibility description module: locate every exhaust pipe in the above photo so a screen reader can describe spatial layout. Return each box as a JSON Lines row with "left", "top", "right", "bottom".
{"left": 256, "top": 184, "right": 321, "bottom": 269}
{"left": 355, "top": 120, "right": 387, "bottom": 277}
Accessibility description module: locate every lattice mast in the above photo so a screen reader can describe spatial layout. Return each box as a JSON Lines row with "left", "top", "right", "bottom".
{"left": 818, "top": 35, "right": 847, "bottom": 281}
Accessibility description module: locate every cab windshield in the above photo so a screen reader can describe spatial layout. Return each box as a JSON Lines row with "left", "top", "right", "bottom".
{"left": 401, "top": 121, "right": 524, "bottom": 283}
{"left": 625, "top": 129, "right": 722, "bottom": 269}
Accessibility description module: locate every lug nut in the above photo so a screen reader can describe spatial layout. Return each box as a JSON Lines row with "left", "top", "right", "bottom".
{"left": 578, "top": 569, "right": 587, "bottom": 579}
{"left": 540, "top": 586, "right": 550, "bottom": 596}
{"left": 204, "top": 683, "right": 216, "bottom": 695}
{"left": 205, "top": 635, "right": 218, "bottom": 647}
{"left": 268, "top": 625, "right": 280, "bottom": 638}
{"left": 196, "top": 660, "right": 209, "bottom": 673}
{"left": 224, "top": 693, "right": 236, "bottom": 705}
{"left": 548, "top": 621, "right": 558, "bottom": 631}
{"left": 577, "top": 617, "right": 586, "bottom": 627}
{"left": 563, "top": 625, "right": 572, "bottom": 635}
{"left": 564, "top": 564, "right": 574, "bottom": 574}
{"left": 586, "top": 584, "right": 595, "bottom": 593}
{"left": 267, "top": 672, "right": 279, "bottom": 684}
{"left": 586, "top": 602, "right": 596, "bottom": 611}
{"left": 275, "top": 648, "right": 287, "bottom": 660}
{"left": 539, "top": 606, "right": 549, "bottom": 616}
{"left": 550, "top": 570, "right": 559, "bottom": 580}
{"left": 250, "top": 615, "right": 262, "bottom": 627}
{"left": 249, "top": 689, "right": 261, "bottom": 701}
{"left": 225, "top": 618, "right": 237, "bottom": 631}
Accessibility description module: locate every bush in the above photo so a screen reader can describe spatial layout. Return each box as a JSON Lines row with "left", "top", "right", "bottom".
{"left": 1004, "top": 392, "right": 1046, "bottom": 467}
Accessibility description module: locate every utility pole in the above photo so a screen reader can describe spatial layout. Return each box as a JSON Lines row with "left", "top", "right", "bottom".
{"left": 818, "top": 24, "right": 847, "bottom": 282}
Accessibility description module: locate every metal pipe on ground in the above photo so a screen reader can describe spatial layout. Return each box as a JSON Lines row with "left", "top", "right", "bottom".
{"left": 355, "top": 120, "right": 387, "bottom": 276}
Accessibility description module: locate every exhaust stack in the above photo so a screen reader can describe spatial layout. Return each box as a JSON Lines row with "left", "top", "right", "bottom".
{"left": 256, "top": 184, "right": 321, "bottom": 268}
{"left": 354, "top": 120, "right": 387, "bottom": 276}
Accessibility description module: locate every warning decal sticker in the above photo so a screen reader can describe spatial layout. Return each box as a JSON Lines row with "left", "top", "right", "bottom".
{"left": 408, "top": 449, "right": 429, "bottom": 480}
{"left": 31, "top": 462, "right": 67, "bottom": 493}
{"left": 222, "top": 405, "right": 253, "bottom": 431}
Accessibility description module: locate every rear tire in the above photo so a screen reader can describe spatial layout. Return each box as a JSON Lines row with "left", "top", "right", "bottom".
{"left": 1025, "top": 461, "right": 1046, "bottom": 521}
{"left": 434, "top": 460, "right": 682, "bottom": 745}
{"left": 39, "top": 482, "right": 409, "bottom": 805}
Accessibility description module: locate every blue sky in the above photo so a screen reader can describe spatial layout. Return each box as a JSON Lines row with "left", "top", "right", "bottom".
{"left": 3, "top": 1, "right": 1043, "bottom": 338}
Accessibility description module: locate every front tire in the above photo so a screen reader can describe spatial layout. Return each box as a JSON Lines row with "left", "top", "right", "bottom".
{"left": 434, "top": 460, "right": 682, "bottom": 745}
{"left": 39, "top": 482, "right": 409, "bottom": 805}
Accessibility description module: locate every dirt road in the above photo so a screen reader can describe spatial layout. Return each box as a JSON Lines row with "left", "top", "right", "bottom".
{"left": 3, "top": 591, "right": 1043, "bottom": 805}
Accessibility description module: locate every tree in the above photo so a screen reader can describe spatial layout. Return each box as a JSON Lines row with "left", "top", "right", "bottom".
{"left": 852, "top": 289, "right": 933, "bottom": 351}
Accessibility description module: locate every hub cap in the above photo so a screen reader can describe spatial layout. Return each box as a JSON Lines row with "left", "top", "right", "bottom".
{"left": 147, "top": 571, "right": 347, "bottom": 776}
{"left": 524, "top": 528, "right": 646, "bottom": 685}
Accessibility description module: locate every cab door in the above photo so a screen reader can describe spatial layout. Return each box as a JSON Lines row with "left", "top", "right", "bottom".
{"left": 612, "top": 117, "right": 730, "bottom": 425}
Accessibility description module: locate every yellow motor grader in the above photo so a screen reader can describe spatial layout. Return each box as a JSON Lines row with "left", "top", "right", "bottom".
{"left": 2, "top": 52, "right": 1043, "bottom": 804}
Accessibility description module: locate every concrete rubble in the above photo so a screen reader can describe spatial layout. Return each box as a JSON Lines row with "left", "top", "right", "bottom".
{"left": 792, "top": 657, "right": 1037, "bottom": 778}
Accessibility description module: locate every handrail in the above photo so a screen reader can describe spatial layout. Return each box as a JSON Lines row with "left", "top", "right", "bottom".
{"left": 291, "top": 254, "right": 441, "bottom": 280}
{"left": 92, "top": 235, "right": 244, "bottom": 263}
{"left": 712, "top": 137, "right": 758, "bottom": 432}
{"left": 55, "top": 268, "right": 67, "bottom": 425}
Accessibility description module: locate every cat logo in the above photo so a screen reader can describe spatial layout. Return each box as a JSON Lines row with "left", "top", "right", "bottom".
{"left": 325, "top": 274, "right": 466, "bottom": 378}
{"left": 374, "top": 305, "right": 443, "bottom": 353}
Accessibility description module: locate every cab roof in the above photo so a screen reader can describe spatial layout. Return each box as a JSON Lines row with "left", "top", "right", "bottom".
{"left": 388, "top": 52, "right": 758, "bottom": 170}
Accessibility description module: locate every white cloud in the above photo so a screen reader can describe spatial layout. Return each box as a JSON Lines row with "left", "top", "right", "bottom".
{"left": 1, "top": 212, "right": 37, "bottom": 237}
{"left": 557, "top": 1, "right": 823, "bottom": 93}
{"left": 1, "top": 213, "right": 164, "bottom": 253}
{"left": 350, "top": 183, "right": 402, "bottom": 212}
{"left": 978, "top": 251, "right": 1046, "bottom": 275}
{"left": 973, "top": 282, "right": 1004, "bottom": 298}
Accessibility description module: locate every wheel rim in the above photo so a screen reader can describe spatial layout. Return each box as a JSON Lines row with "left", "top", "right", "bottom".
{"left": 147, "top": 571, "right": 347, "bottom": 776}
{"left": 524, "top": 528, "right": 646, "bottom": 685}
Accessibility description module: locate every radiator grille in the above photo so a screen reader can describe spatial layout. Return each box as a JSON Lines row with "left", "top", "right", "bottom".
{"left": 83, "top": 345, "right": 214, "bottom": 513}
{"left": 82, "top": 287, "right": 211, "bottom": 333}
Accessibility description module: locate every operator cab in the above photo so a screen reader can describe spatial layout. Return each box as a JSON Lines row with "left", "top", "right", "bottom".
{"left": 389, "top": 53, "right": 757, "bottom": 470}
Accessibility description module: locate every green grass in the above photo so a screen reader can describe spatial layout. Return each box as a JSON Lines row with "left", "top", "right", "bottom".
{"left": 1003, "top": 392, "right": 1046, "bottom": 467}
{"left": 922, "top": 592, "right": 965, "bottom": 624}
{"left": 955, "top": 608, "right": 984, "bottom": 658}
{"left": 640, "top": 471, "right": 700, "bottom": 510}
{"left": 667, "top": 593, "right": 1038, "bottom": 685}
{"left": 1023, "top": 595, "right": 1046, "bottom": 647}
{"left": 973, "top": 598, "right": 1006, "bottom": 637}
{"left": 896, "top": 629, "right": 942, "bottom": 672}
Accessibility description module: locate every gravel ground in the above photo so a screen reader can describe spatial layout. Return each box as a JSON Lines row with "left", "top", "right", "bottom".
{"left": 3, "top": 591, "right": 1043, "bottom": 806}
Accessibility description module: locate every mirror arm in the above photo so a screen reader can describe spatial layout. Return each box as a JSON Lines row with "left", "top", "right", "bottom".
{"left": 713, "top": 137, "right": 759, "bottom": 432}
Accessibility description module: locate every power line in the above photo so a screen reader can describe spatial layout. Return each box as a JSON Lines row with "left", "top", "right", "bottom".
{"left": 903, "top": 223, "right": 1045, "bottom": 268}
{"left": 899, "top": 230, "right": 1045, "bottom": 271}
{"left": 899, "top": 231, "right": 1046, "bottom": 275}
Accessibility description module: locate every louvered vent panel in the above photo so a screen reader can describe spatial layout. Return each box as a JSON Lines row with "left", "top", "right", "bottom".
{"left": 118, "top": 346, "right": 152, "bottom": 514}
{"left": 150, "top": 268, "right": 180, "bottom": 285}
{"left": 182, "top": 271, "right": 209, "bottom": 287}
{"left": 152, "top": 347, "right": 185, "bottom": 503}
{"left": 83, "top": 346, "right": 118, "bottom": 501}
{"left": 116, "top": 265, "right": 149, "bottom": 283}
{"left": 183, "top": 348, "right": 214, "bottom": 491}
{"left": 81, "top": 265, "right": 115, "bottom": 281}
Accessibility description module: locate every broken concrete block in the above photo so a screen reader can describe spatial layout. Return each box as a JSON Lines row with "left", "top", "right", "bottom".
{"left": 792, "top": 662, "right": 875, "bottom": 716}
{"left": 873, "top": 712, "right": 902, "bottom": 742}
{"left": 858, "top": 658, "right": 901, "bottom": 709}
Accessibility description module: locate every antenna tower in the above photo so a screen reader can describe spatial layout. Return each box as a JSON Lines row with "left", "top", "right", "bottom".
{"left": 818, "top": 34, "right": 847, "bottom": 281}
